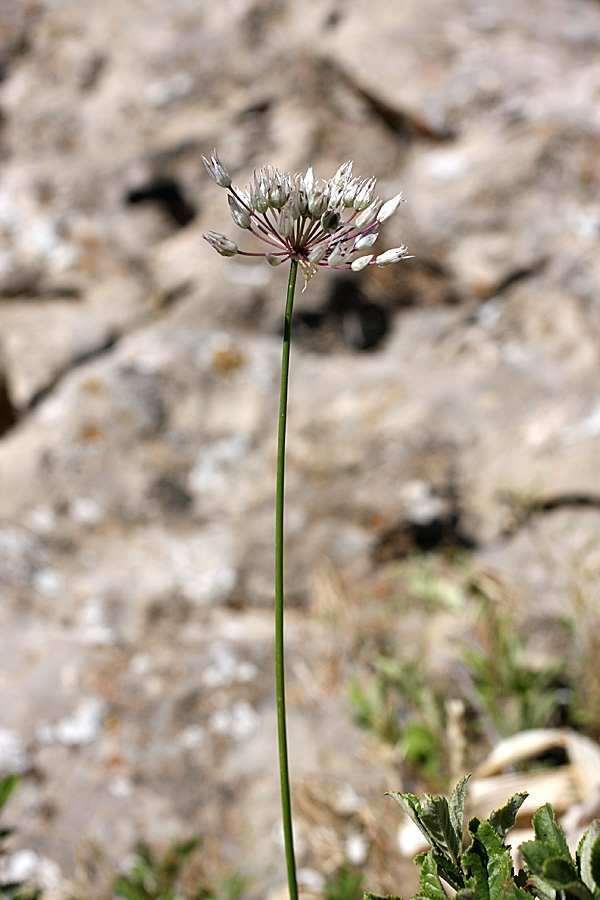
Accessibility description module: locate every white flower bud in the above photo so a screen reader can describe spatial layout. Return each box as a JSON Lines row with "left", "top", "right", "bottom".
{"left": 308, "top": 189, "right": 329, "bottom": 219}
{"left": 351, "top": 255, "right": 373, "bottom": 272}
{"left": 353, "top": 230, "right": 379, "bottom": 251}
{"left": 308, "top": 243, "right": 329, "bottom": 265}
{"left": 375, "top": 245, "right": 409, "bottom": 266}
{"left": 276, "top": 207, "right": 294, "bottom": 237}
{"left": 202, "top": 150, "right": 232, "bottom": 188}
{"left": 228, "top": 194, "right": 252, "bottom": 229}
{"left": 266, "top": 254, "right": 285, "bottom": 266}
{"left": 355, "top": 199, "right": 382, "bottom": 229}
{"left": 354, "top": 177, "right": 377, "bottom": 210}
{"left": 327, "top": 240, "right": 352, "bottom": 268}
{"left": 333, "top": 160, "right": 353, "bottom": 187}
{"left": 203, "top": 231, "right": 238, "bottom": 257}
{"left": 377, "top": 191, "right": 404, "bottom": 224}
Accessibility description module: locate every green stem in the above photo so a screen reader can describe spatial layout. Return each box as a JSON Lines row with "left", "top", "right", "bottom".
{"left": 275, "top": 259, "right": 299, "bottom": 900}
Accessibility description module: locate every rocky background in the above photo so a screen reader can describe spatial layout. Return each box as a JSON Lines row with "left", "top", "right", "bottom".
{"left": 1, "top": 0, "right": 600, "bottom": 897}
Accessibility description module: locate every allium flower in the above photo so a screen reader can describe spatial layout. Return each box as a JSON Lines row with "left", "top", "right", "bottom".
{"left": 202, "top": 151, "right": 410, "bottom": 288}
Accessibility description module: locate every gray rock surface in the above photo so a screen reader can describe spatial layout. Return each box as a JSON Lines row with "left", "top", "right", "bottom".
{"left": 1, "top": 0, "right": 600, "bottom": 896}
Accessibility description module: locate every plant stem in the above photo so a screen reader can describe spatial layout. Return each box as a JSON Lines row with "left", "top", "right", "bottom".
{"left": 275, "top": 259, "right": 299, "bottom": 900}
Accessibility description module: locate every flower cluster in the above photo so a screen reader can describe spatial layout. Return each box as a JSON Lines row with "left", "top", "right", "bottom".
{"left": 202, "top": 151, "right": 410, "bottom": 288}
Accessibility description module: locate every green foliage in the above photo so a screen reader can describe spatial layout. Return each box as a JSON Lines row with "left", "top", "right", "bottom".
{"left": 464, "top": 578, "right": 565, "bottom": 736}
{"left": 115, "top": 840, "right": 246, "bottom": 900}
{"left": 373, "top": 779, "right": 600, "bottom": 900}
{"left": 0, "top": 776, "right": 42, "bottom": 900}
{"left": 324, "top": 866, "right": 364, "bottom": 900}
{"left": 349, "top": 656, "right": 446, "bottom": 785}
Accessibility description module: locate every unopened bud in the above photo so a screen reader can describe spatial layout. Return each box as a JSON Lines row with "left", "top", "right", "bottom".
{"left": 266, "top": 254, "right": 284, "bottom": 266}
{"left": 228, "top": 194, "right": 252, "bottom": 229}
{"left": 351, "top": 255, "right": 373, "bottom": 272}
{"left": 355, "top": 199, "right": 382, "bottom": 229}
{"left": 201, "top": 150, "right": 232, "bottom": 188}
{"left": 377, "top": 191, "right": 404, "bottom": 224}
{"left": 333, "top": 160, "right": 353, "bottom": 187}
{"left": 276, "top": 207, "right": 294, "bottom": 237}
{"left": 308, "top": 189, "right": 329, "bottom": 219}
{"left": 375, "top": 245, "right": 409, "bottom": 266}
{"left": 354, "top": 177, "right": 377, "bottom": 211}
{"left": 308, "top": 243, "right": 329, "bottom": 265}
{"left": 354, "top": 230, "right": 379, "bottom": 251}
{"left": 203, "top": 231, "right": 238, "bottom": 257}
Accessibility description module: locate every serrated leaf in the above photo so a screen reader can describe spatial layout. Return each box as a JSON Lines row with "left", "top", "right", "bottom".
{"left": 591, "top": 827, "right": 600, "bottom": 891}
{"left": 488, "top": 793, "right": 528, "bottom": 842}
{"left": 521, "top": 840, "right": 554, "bottom": 876}
{"left": 449, "top": 776, "right": 471, "bottom": 852}
{"left": 475, "top": 821, "right": 513, "bottom": 900}
{"left": 578, "top": 821, "right": 600, "bottom": 891}
{"left": 419, "top": 850, "right": 448, "bottom": 900}
{"left": 388, "top": 792, "right": 433, "bottom": 849}
{"left": 462, "top": 850, "right": 489, "bottom": 900}
{"left": 363, "top": 894, "right": 403, "bottom": 900}
{"left": 421, "top": 795, "right": 460, "bottom": 862}
{"left": 432, "top": 849, "right": 465, "bottom": 892}
{"left": 542, "top": 857, "right": 581, "bottom": 889}
{"left": 531, "top": 805, "right": 571, "bottom": 861}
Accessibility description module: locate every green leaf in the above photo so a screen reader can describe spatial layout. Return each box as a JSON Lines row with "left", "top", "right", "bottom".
{"left": 475, "top": 821, "right": 513, "bottom": 900}
{"left": 578, "top": 822, "right": 600, "bottom": 892}
{"left": 531, "top": 805, "right": 571, "bottom": 861}
{"left": 0, "top": 776, "right": 20, "bottom": 813}
{"left": 592, "top": 835, "right": 600, "bottom": 895}
{"left": 462, "top": 848, "right": 489, "bottom": 900}
{"left": 488, "top": 794, "right": 528, "bottom": 842}
{"left": 388, "top": 792, "right": 433, "bottom": 849}
{"left": 363, "top": 894, "right": 403, "bottom": 900}
{"left": 421, "top": 795, "right": 460, "bottom": 862}
{"left": 449, "top": 776, "right": 471, "bottom": 852}
{"left": 419, "top": 850, "right": 448, "bottom": 900}
{"left": 542, "top": 857, "right": 581, "bottom": 889}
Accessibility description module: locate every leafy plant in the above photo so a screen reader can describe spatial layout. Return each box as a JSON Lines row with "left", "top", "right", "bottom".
{"left": 366, "top": 776, "right": 600, "bottom": 900}
{"left": 0, "top": 775, "right": 41, "bottom": 900}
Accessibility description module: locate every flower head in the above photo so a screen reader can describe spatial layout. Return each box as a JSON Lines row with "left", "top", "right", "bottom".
{"left": 202, "top": 151, "right": 410, "bottom": 288}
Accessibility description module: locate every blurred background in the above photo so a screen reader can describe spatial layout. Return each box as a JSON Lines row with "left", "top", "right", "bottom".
{"left": 1, "top": 0, "right": 600, "bottom": 897}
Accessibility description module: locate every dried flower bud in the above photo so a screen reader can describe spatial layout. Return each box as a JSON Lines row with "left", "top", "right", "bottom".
{"left": 228, "top": 194, "right": 252, "bottom": 229}
{"left": 203, "top": 231, "right": 239, "bottom": 257}
{"left": 321, "top": 209, "right": 340, "bottom": 233}
{"left": 202, "top": 150, "right": 232, "bottom": 188}
{"left": 375, "top": 246, "right": 409, "bottom": 266}
{"left": 377, "top": 191, "right": 404, "bottom": 224}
